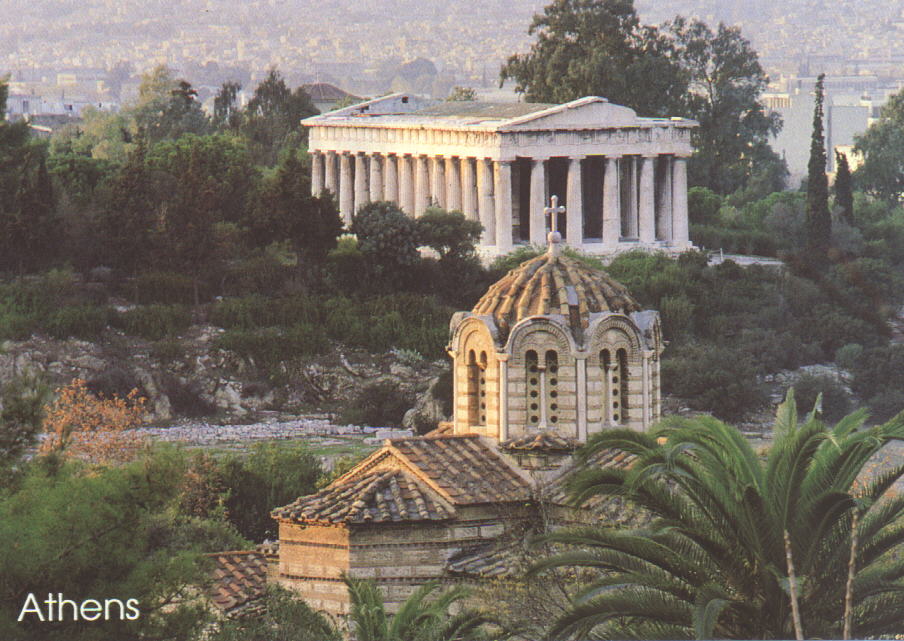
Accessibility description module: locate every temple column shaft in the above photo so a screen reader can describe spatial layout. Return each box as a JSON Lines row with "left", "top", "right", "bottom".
{"left": 477, "top": 158, "right": 496, "bottom": 245}
{"left": 369, "top": 153, "right": 383, "bottom": 202}
{"left": 461, "top": 157, "right": 478, "bottom": 220}
{"left": 639, "top": 155, "right": 656, "bottom": 243}
{"left": 566, "top": 157, "right": 583, "bottom": 244}
{"left": 672, "top": 156, "right": 690, "bottom": 247}
{"left": 415, "top": 155, "right": 430, "bottom": 217}
{"left": 494, "top": 160, "right": 513, "bottom": 251}
{"left": 399, "top": 155, "right": 415, "bottom": 215}
{"left": 603, "top": 155, "right": 621, "bottom": 246}
{"left": 354, "top": 154, "right": 369, "bottom": 213}
{"left": 384, "top": 154, "right": 398, "bottom": 203}
{"left": 446, "top": 157, "right": 462, "bottom": 211}
{"left": 311, "top": 151, "right": 324, "bottom": 196}
{"left": 431, "top": 156, "right": 446, "bottom": 208}
{"left": 324, "top": 151, "right": 338, "bottom": 197}
{"left": 339, "top": 153, "right": 353, "bottom": 225}
{"left": 529, "top": 158, "right": 547, "bottom": 246}
{"left": 657, "top": 156, "right": 673, "bottom": 241}
{"left": 625, "top": 156, "right": 638, "bottom": 238}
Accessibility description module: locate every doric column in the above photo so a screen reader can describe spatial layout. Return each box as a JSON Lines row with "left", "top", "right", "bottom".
{"left": 431, "top": 156, "right": 446, "bottom": 208}
{"left": 529, "top": 158, "right": 547, "bottom": 246}
{"left": 656, "top": 156, "right": 673, "bottom": 241}
{"left": 415, "top": 154, "right": 430, "bottom": 217}
{"left": 446, "top": 157, "right": 462, "bottom": 211}
{"left": 399, "top": 154, "right": 415, "bottom": 215}
{"left": 477, "top": 158, "right": 496, "bottom": 245}
{"left": 354, "top": 153, "right": 369, "bottom": 213}
{"left": 311, "top": 151, "right": 324, "bottom": 196}
{"left": 339, "top": 152, "right": 353, "bottom": 225}
{"left": 672, "top": 156, "right": 690, "bottom": 247}
{"left": 324, "top": 150, "right": 338, "bottom": 197}
{"left": 369, "top": 153, "right": 383, "bottom": 202}
{"left": 460, "top": 157, "right": 478, "bottom": 221}
{"left": 625, "top": 156, "right": 639, "bottom": 238}
{"left": 384, "top": 154, "right": 398, "bottom": 204}
{"left": 603, "top": 155, "right": 621, "bottom": 246}
{"left": 566, "top": 157, "right": 583, "bottom": 245}
{"left": 638, "top": 154, "right": 656, "bottom": 244}
{"left": 494, "top": 160, "right": 513, "bottom": 252}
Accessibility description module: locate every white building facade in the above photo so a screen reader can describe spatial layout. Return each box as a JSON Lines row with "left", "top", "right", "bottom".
{"left": 303, "top": 94, "right": 696, "bottom": 256}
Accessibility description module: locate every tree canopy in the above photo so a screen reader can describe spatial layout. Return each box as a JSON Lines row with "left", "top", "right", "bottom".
{"left": 854, "top": 87, "right": 904, "bottom": 202}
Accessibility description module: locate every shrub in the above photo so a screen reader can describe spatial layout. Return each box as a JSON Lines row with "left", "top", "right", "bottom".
{"left": 834, "top": 343, "right": 863, "bottom": 371}
{"left": 151, "top": 338, "right": 186, "bottom": 363}
{"left": 113, "top": 304, "right": 191, "bottom": 340}
{"left": 134, "top": 271, "right": 196, "bottom": 305}
{"left": 791, "top": 373, "right": 851, "bottom": 423}
{"left": 43, "top": 305, "right": 109, "bottom": 340}
{"left": 339, "top": 380, "right": 415, "bottom": 427}
{"left": 87, "top": 367, "right": 144, "bottom": 400}
{"left": 161, "top": 376, "right": 216, "bottom": 419}
{"left": 214, "top": 323, "right": 328, "bottom": 369}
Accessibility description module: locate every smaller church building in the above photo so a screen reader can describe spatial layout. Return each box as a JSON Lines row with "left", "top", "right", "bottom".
{"left": 272, "top": 221, "right": 664, "bottom": 618}
{"left": 303, "top": 93, "right": 696, "bottom": 257}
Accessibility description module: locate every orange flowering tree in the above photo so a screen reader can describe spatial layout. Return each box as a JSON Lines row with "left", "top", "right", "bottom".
{"left": 41, "top": 378, "right": 147, "bottom": 464}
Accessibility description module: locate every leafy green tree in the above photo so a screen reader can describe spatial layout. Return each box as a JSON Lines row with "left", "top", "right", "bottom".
{"left": 344, "top": 575, "right": 497, "bottom": 641}
{"left": 0, "top": 373, "right": 50, "bottom": 470}
{"left": 533, "top": 391, "right": 904, "bottom": 639}
{"left": 247, "top": 152, "right": 343, "bottom": 265}
{"left": 213, "top": 81, "right": 242, "bottom": 131}
{"left": 208, "top": 585, "right": 339, "bottom": 641}
{"left": 669, "top": 17, "right": 784, "bottom": 195}
{"left": 352, "top": 201, "right": 421, "bottom": 287}
{"left": 854, "top": 88, "right": 904, "bottom": 202}
{"left": 807, "top": 74, "right": 831, "bottom": 257}
{"left": 834, "top": 150, "right": 854, "bottom": 226}
{"left": 242, "top": 68, "right": 318, "bottom": 166}
{"left": 416, "top": 208, "right": 483, "bottom": 261}
{"left": 219, "top": 442, "right": 322, "bottom": 542}
{"left": 500, "top": 0, "right": 686, "bottom": 117}
{"left": 131, "top": 66, "right": 209, "bottom": 144}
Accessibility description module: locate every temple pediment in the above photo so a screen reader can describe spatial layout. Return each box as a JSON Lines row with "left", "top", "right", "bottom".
{"left": 498, "top": 97, "right": 641, "bottom": 130}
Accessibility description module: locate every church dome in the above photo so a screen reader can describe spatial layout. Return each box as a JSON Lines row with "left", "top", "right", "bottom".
{"left": 472, "top": 251, "right": 641, "bottom": 336}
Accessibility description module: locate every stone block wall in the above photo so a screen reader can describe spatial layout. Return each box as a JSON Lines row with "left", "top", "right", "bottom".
{"left": 277, "top": 522, "right": 351, "bottom": 615}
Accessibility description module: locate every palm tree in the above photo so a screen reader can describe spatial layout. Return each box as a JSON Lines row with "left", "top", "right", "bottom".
{"left": 532, "top": 391, "right": 904, "bottom": 639}
{"left": 343, "top": 574, "right": 499, "bottom": 641}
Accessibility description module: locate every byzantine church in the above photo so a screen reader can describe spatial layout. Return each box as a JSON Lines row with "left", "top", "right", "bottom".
{"left": 272, "top": 196, "right": 665, "bottom": 618}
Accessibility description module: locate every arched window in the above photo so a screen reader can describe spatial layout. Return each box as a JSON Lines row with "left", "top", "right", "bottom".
{"left": 616, "top": 348, "right": 629, "bottom": 423}
{"left": 526, "top": 350, "right": 539, "bottom": 427}
{"left": 600, "top": 348, "right": 628, "bottom": 425}
{"left": 546, "top": 350, "right": 559, "bottom": 426}
{"left": 467, "top": 350, "right": 479, "bottom": 426}
{"left": 478, "top": 351, "right": 488, "bottom": 426}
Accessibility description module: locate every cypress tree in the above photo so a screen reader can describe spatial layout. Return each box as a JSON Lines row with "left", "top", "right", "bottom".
{"left": 834, "top": 149, "right": 854, "bottom": 226}
{"left": 806, "top": 74, "right": 831, "bottom": 256}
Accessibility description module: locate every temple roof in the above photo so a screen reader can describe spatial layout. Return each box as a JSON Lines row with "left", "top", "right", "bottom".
{"left": 272, "top": 468, "right": 453, "bottom": 524}
{"left": 500, "top": 432, "right": 579, "bottom": 453}
{"left": 205, "top": 551, "right": 269, "bottom": 618}
{"left": 472, "top": 252, "right": 641, "bottom": 336}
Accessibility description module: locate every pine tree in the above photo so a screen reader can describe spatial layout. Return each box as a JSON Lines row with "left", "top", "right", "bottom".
{"left": 834, "top": 149, "right": 854, "bottom": 226}
{"left": 806, "top": 74, "right": 831, "bottom": 256}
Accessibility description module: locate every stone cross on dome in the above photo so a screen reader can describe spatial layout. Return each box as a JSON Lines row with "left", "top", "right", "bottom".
{"left": 544, "top": 195, "right": 566, "bottom": 256}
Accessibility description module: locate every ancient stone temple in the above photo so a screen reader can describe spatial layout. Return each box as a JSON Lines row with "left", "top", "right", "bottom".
{"left": 272, "top": 205, "right": 664, "bottom": 620}
{"left": 303, "top": 94, "right": 696, "bottom": 256}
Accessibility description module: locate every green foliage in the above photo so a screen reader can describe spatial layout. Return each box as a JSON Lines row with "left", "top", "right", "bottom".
{"left": 446, "top": 86, "right": 477, "bottom": 101}
{"left": 339, "top": 380, "right": 415, "bottom": 428}
{"left": 850, "top": 345, "right": 904, "bottom": 422}
{"left": 344, "top": 575, "right": 497, "bottom": 641}
{"left": 113, "top": 304, "right": 191, "bottom": 340}
{"left": 208, "top": 585, "right": 339, "bottom": 641}
{"left": 854, "top": 87, "right": 904, "bottom": 202}
{"left": 352, "top": 201, "right": 421, "bottom": 286}
{"left": 534, "top": 394, "right": 904, "bottom": 639}
{"left": 807, "top": 74, "right": 831, "bottom": 257}
{"left": 133, "top": 271, "right": 197, "bottom": 305}
{"left": 416, "top": 207, "right": 483, "bottom": 261}
{"left": 0, "top": 373, "right": 50, "bottom": 469}
{"left": 790, "top": 372, "right": 851, "bottom": 423}
{"left": 687, "top": 186, "right": 722, "bottom": 226}
{"left": 214, "top": 323, "right": 328, "bottom": 369}
{"left": 0, "top": 447, "right": 246, "bottom": 640}
{"left": 43, "top": 304, "right": 109, "bottom": 340}
{"left": 834, "top": 343, "right": 864, "bottom": 372}
{"left": 218, "top": 442, "right": 322, "bottom": 542}
{"left": 834, "top": 150, "right": 855, "bottom": 225}
{"left": 132, "top": 66, "right": 210, "bottom": 144}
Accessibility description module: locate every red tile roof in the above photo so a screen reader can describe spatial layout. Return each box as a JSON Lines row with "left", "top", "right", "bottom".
{"left": 501, "top": 432, "right": 578, "bottom": 452}
{"left": 205, "top": 551, "right": 268, "bottom": 617}
{"left": 272, "top": 468, "right": 453, "bottom": 524}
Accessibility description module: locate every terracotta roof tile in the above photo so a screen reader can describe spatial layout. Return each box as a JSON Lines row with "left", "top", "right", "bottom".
{"left": 501, "top": 432, "right": 579, "bottom": 452}
{"left": 389, "top": 435, "right": 532, "bottom": 505}
{"left": 272, "top": 468, "right": 453, "bottom": 524}
{"left": 205, "top": 551, "right": 268, "bottom": 616}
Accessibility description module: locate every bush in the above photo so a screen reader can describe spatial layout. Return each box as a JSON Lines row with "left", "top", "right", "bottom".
{"left": 791, "top": 373, "right": 851, "bottom": 423}
{"left": 835, "top": 343, "right": 863, "bottom": 371}
{"left": 161, "top": 376, "right": 217, "bottom": 419}
{"left": 113, "top": 304, "right": 191, "bottom": 340}
{"left": 43, "top": 305, "right": 109, "bottom": 339}
{"left": 339, "top": 380, "right": 415, "bottom": 427}
{"left": 134, "top": 271, "right": 197, "bottom": 305}
{"left": 214, "top": 323, "right": 328, "bottom": 369}
{"left": 86, "top": 367, "right": 143, "bottom": 400}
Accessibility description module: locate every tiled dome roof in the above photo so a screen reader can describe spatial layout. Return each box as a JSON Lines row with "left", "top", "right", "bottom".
{"left": 472, "top": 253, "right": 640, "bottom": 336}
